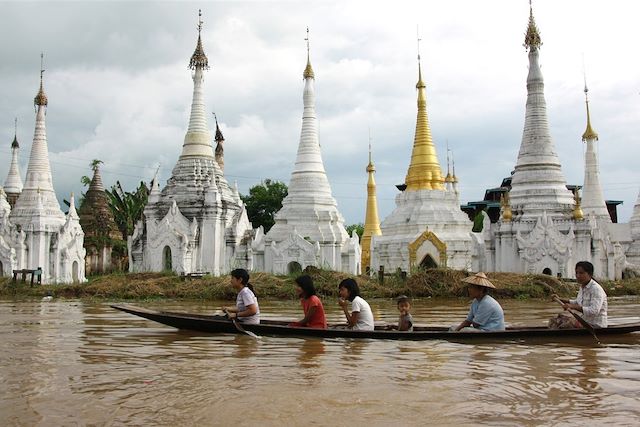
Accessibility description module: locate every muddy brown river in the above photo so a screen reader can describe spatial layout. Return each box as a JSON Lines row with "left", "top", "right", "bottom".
{"left": 1, "top": 297, "right": 639, "bottom": 426}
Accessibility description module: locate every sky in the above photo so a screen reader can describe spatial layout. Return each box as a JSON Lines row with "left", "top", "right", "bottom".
{"left": 0, "top": 0, "right": 638, "bottom": 226}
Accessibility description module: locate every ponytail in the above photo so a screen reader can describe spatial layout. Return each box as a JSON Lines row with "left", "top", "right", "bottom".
{"left": 231, "top": 268, "right": 257, "bottom": 297}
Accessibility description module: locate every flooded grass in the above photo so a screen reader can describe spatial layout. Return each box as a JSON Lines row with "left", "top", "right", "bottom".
{"left": 2, "top": 268, "right": 639, "bottom": 301}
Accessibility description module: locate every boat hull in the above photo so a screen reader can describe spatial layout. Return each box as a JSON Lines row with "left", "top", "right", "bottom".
{"left": 111, "top": 304, "right": 640, "bottom": 341}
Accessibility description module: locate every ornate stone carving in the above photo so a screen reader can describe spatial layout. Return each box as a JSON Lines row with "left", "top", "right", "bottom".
{"left": 408, "top": 230, "right": 447, "bottom": 268}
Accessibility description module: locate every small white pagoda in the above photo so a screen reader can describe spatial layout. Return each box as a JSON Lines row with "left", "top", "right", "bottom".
{"left": 370, "top": 53, "right": 474, "bottom": 273}
{"left": 128, "top": 12, "right": 253, "bottom": 276}
{"left": 250, "top": 33, "right": 360, "bottom": 275}
{"left": 3, "top": 119, "right": 23, "bottom": 208}
{"left": 1, "top": 58, "right": 86, "bottom": 283}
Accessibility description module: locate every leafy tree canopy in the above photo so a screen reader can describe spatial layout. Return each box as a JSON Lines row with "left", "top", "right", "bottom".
{"left": 240, "top": 179, "right": 288, "bottom": 232}
{"left": 346, "top": 223, "right": 364, "bottom": 240}
{"left": 105, "top": 180, "right": 149, "bottom": 240}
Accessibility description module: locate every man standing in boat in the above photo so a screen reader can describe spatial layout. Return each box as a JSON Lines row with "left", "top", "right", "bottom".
{"left": 453, "top": 272, "right": 505, "bottom": 332}
{"left": 555, "top": 261, "right": 608, "bottom": 328}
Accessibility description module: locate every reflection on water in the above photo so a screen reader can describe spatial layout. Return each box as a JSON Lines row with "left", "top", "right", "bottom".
{"left": 0, "top": 298, "right": 639, "bottom": 426}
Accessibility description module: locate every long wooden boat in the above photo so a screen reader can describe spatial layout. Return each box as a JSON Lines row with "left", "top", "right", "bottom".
{"left": 111, "top": 304, "right": 640, "bottom": 341}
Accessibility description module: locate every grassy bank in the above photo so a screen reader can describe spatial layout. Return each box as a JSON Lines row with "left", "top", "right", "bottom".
{"left": 1, "top": 268, "right": 640, "bottom": 301}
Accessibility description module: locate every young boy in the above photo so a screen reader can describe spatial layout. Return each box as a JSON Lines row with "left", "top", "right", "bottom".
{"left": 397, "top": 295, "right": 414, "bottom": 332}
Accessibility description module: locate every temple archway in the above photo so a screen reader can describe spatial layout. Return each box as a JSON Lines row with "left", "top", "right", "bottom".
{"left": 409, "top": 231, "right": 447, "bottom": 269}
{"left": 542, "top": 267, "right": 552, "bottom": 275}
{"left": 72, "top": 261, "right": 79, "bottom": 283}
{"left": 163, "top": 246, "right": 172, "bottom": 271}
{"left": 287, "top": 261, "right": 302, "bottom": 274}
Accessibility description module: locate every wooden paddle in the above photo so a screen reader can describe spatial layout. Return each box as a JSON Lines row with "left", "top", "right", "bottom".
{"left": 223, "top": 309, "right": 260, "bottom": 339}
{"left": 553, "top": 296, "right": 600, "bottom": 344}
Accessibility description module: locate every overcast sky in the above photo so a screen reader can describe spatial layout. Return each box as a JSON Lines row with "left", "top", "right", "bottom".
{"left": 0, "top": 0, "right": 638, "bottom": 226}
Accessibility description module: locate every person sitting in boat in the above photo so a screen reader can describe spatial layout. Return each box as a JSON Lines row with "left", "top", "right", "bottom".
{"left": 553, "top": 261, "right": 608, "bottom": 328}
{"left": 453, "top": 272, "right": 505, "bottom": 332}
{"left": 222, "top": 268, "right": 260, "bottom": 325}
{"left": 289, "top": 275, "right": 327, "bottom": 329}
{"left": 396, "top": 295, "right": 414, "bottom": 332}
{"left": 338, "top": 278, "right": 374, "bottom": 331}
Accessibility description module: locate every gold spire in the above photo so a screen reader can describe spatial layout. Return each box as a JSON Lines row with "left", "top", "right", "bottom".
{"left": 523, "top": 0, "right": 542, "bottom": 51}
{"left": 404, "top": 35, "right": 444, "bottom": 191}
{"left": 451, "top": 150, "right": 458, "bottom": 184}
{"left": 444, "top": 143, "right": 453, "bottom": 183}
{"left": 501, "top": 192, "right": 513, "bottom": 222}
{"left": 573, "top": 188, "right": 584, "bottom": 220}
{"left": 581, "top": 81, "right": 599, "bottom": 141}
{"left": 362, "top": 133, "right": 382, "bottom": 270}
{"left": 34, "top": 53, "right": 48, "bottom": 107}
{"left": 303, "top": 27, "right": 315, "bottom": 79}
{"left": 189, "top": 9, "right": 209, "bottom": 70}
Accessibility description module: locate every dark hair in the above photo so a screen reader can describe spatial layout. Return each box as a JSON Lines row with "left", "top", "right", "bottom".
{"left": 575, "top": 261, "right": 594, "bottom": 276}
{"left": 396, "top": 295, "right": 411, "bottom": 306}
{"left": 295, "top": 275, "right": 316, "bottom": 298}
{"left": 231, "top": 268, "right": 256, "bottom": 295}
{"left": 338, "top": 278, "right": 360, "bottom": 302}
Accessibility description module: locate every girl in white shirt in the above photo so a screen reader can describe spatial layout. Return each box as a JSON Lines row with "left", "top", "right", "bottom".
{"left": 338, "top": 278, "right": 375, "bottom": 331}
{"left": 222, "top": 269, "right": 260, "bottom": 325}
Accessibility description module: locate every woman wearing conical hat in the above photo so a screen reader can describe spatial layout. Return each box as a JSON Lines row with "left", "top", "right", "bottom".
{"left": 453, "top": 272, "right": 505, "bottom": 332}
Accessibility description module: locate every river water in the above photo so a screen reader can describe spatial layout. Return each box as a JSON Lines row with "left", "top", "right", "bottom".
{"left": 1, "top": 297, "right": 639, "bottom": 426}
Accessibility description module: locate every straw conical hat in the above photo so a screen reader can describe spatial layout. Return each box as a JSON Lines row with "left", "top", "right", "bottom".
{"left": 461, "top": 272, "right": 495, "bottom": 289}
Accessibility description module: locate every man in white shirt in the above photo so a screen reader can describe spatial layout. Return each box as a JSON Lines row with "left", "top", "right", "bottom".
{"left": 556, "top": 261, "right": 608, "bottom": 328}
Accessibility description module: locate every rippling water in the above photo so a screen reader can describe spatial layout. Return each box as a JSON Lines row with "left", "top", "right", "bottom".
{"left": 1, "top": 297, "right": 639, "bottom": 426}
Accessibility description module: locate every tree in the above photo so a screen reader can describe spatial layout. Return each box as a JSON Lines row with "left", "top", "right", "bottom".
{"left": 105, "top": 180, "right": 149, "bottom": 240}
{"left": 346, "top": 223, "right": 364, "bottom": 240}
{"left": 241, "top": 179, "right": 288, "bottom": 232}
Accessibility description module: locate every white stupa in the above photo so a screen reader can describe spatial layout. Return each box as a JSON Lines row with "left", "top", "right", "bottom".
{"left": 4, "top": 56, "right": 86, "bottom": 283}
{"left": 370, "top": 51, "right": 473, "bottom": 273}
{"left": 128, "top": 11, "right": 253, "bottom": 276}
{"left": 580, "top": 84, "right": 610, "bottom": 222}
{"left": 3, "top": 118, "right": 23, "bottom": 208}
{"left": 251, "top": 31, "right": 360, "bottom": 275}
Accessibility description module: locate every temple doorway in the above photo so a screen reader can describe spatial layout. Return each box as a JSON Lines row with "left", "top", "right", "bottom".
{"left": 287, "top": 261, "right": 302, "bottom": 274}
{"left": 163, "top": 246, "right": 172, "bottom": 271}
{"left": 72, "top": 261, "right": 79, "bottom": 283}
{"left": 420, "top": 254, "right": 438, "bottom": 269}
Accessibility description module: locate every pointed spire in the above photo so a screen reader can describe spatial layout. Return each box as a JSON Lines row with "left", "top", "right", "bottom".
{"left": 11, "top": 117, "right": 19, "bottom": 148}
{"left": 68, "top": 192, "right": 79, "bottom": 220}
{"left": 88, "top": 161, "right": 105, "bottom": 192}
{"left": 524, "top": 0, "right": 542, "bottom": 51}
{"left": 404, "top": 31, "right": 444, "bottom": 191}
{"left": 582, "top": 76, "right": 598, "bottom": 141}
{"left": 189, "top": 9, "right": 209, "bottom": 70}
{"left": 10, "top": 58, "right": 65, "bottom": 227}
{"left": 509, "top": 4, "right": 574, "bottom": 218}
{"left": 444, "top": 142, "right": 453, "bottom": 185}
{"left": 303, "top": 27, "right": 315, "bottom": 79}
{"left": 4, "top": 117, "right": 23, "bottom": 199}
{"left": 34, "top": 53, "right": 48, "bottom": 107}
{"left": 213, "top": 113, "right": 224, "bottom": 142}
{"left": 362, "top": 133, "right": 381, "bottom": 271}
{"left": 181, "top": 10, "right": 213, "bottom": 158}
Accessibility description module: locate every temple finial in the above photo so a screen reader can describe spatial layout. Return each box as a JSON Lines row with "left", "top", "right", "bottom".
{"left": 416, "top": 25, "right": 424, "bottom": 88}
{"left": 524, "top": 0, "right": 542, "bottom": 50}
{"left": 213, "top": 112, "right": 224, "bottom": 142}
{"left": 34, "top": 53, "right": 48, "bottom": 107}
{"left": 451, "top": 150, "right": 458, "bottom": 183}
{"left": 445, "top": 141, "right": 453, "bottom": 183}
{"left": 581, "top": 59, "right": 598, "bottom": 141}
{"left": 303, "top": 27, "right": 315, "bottom": 79}
{"left": 189, "top": 10, "right": 209, "bottom": 70}
{"left": 368, "top": 127, "right": 372, "bottom": 166}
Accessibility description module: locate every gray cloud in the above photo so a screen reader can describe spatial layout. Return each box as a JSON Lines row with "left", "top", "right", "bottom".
{"left": 1, "top": 0, "right": 638, "bottom": 226}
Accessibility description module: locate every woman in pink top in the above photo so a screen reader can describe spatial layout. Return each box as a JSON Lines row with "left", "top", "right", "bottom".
{"left": 290, "top": 275, "right": 327, "bottom": 329}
